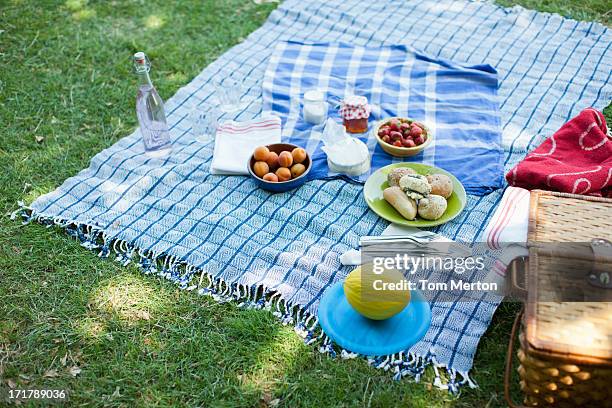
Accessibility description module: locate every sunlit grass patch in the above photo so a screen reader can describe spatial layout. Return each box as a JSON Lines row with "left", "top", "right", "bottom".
{"left": 72, "top": 8, "right": 96, "bottom": 21}
{"left": 167, "top": 71, "right": 188, "bottom": 85}
{"left": 65, "top": 0, "right": 87, "bottom": 11}
{"left": 236, "top": 325, "right": 305, "bottom": 394}
{"left": 144, "top": 14, "right": 165, "bottom": 30}
{"left": 88, "top": 274, "right": 167, "bottom": 323}
{"left": 21, "top": 181, "right": 58, "bottom": 205}
{"left": 65, "top": 0, "right": 95, "bottom": 20}
{"left": 75, "top": 318, "right": 107, "bottom": 340}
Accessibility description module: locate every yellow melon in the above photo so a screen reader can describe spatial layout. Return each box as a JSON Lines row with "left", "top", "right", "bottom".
{"left": 343, "top": 264, "right": 411, "bottom": 320}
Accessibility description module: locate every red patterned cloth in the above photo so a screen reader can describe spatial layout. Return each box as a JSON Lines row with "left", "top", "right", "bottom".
{"left": 506, "top": 108, "right": 612, "bottom": 197}
{"left": 339, "top": 95, "right": 371, "bottom": 120}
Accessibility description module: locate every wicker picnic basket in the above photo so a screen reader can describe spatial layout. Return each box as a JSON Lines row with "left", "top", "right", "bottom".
{"left": 504, "top": 190, "right": 612, "bottom": 407}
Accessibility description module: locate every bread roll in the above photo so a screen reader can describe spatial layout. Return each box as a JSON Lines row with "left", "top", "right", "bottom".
{"left": 418, "top": 195, "right": 447, "bottom": 220}
{"left": 399, "top": 174, "right": 431, "bottom": 200}
{"left": 426, "top": 174, "right": 453, "bottom": 199}
{"left": 383, "top": 186, "right": 417, "bottom": 220}
{"left": 387, "top": 167, "right": 417, "bottom": 187}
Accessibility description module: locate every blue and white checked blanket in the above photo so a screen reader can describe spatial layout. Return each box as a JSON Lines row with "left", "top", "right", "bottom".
{"left": 25, "top": 0, "right": 611, "bottom": 391}
{"left": 264, "top": 42, "right": 503, "bottom": 195}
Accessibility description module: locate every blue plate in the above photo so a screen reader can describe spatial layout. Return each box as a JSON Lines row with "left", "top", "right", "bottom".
{"left": 318, "top": 282, "right": 431, "bottom": 356}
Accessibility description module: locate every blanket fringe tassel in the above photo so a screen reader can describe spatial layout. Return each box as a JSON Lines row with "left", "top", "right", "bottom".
{"left": 15, "top": 204, "right": 477, "bottom": 395}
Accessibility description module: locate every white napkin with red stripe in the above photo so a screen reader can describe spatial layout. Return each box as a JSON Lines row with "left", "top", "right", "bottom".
{"left": 210, "top": 114, "right": 282, "bottom": 175}
{"left": 483, "top": 186, "right": 530, "bottom": 278}
{"left": 483, "top": 187, "right": 530, "bottom": 248}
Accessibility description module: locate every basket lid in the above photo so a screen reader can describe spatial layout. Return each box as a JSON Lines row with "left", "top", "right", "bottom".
{"left": 525, "top": 190, "right": 612, "bottom": 363}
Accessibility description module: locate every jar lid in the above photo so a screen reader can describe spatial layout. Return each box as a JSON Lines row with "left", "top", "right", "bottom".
{"left": 304, "top": 90, "right": 325, "bottom": 102}
{"left": 339, "top": 95, "right": 371, "bottom": 120}
{"left": 343, "top": 95, "right": 368, "bottom": 107}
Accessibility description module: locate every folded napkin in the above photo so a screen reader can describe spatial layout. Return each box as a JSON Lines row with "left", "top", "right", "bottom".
{"left": 483, "top": 187, "right": 530, "bottom": 250}
{"left": 506, "top": 108, "right": 612, "bottom": 197}
{"left": 482, "top": 186, "right": 530, "bottom": 279}
{"left": 210, "top": 114, "right": 282, "bottom": 175}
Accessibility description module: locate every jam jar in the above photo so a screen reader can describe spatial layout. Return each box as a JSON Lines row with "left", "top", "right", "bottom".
{"left": 339, "top": 95, "right": 371, "bottom": 133}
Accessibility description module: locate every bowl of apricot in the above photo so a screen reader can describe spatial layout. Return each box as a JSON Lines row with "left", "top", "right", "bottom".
{"left": 248, "top": 143, "right": 311, "bottom": 192}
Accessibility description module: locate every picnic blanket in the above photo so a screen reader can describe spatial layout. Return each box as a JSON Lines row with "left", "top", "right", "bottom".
{"left": 22, "top": 0, "right": 612, "bottom": 393}
{"left": 263, "top": 42, "right": 504, "bottom": 195}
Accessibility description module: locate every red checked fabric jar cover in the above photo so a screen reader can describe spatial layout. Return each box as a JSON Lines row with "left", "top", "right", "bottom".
{"left": 339, "top": 95, "right": 371, "bottom": 133}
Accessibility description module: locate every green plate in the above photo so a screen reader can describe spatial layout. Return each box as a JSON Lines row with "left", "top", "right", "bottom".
{"left": 363, "top": 163, "right": 467, "bottom": 227}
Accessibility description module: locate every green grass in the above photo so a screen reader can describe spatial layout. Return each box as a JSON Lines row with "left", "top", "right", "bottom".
{"left": 0, "top": 0, "right": 609, "bottom": 407}
{"left": 497, "top": 0, "right": 611, "bottom": 24}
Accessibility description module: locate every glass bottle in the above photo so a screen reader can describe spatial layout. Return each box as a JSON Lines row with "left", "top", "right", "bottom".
{"left": 133, "top": 52, "right": 171, "bottom": 156}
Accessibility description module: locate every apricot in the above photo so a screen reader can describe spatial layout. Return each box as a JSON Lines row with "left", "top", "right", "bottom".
{"left": 265, "top": 151, "right": 279, "bottom": 170}
{"left": 278, "top": 151, "right": 293, "bottom": 168}
{"left": 276, "top": 167, "right": 291, "bottom": 182}
{"left": 253, "top": 146, "right": 270, "bottom": 161}
{"left": 291, "top": 147, "right": 307, "bottom": 164}
{"left": 263, "top": 173, "right": 279, "bottom": 182}
{"left": 253, "top": 161, "right": 269, "bottom": 178}
{"left": 291, "top": 163, "right": 306, "bottom": 178}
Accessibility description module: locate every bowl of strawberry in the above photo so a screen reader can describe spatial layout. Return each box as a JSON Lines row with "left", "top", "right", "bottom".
{"left": 375, "top": 118, "right": 432, "bottom": 157}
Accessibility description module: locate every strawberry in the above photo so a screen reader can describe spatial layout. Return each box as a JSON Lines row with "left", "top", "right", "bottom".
{"left": 390, "top": 131, "right": 403, "bottom": 140}
{"left": 405, "top": 139, "right": 416, "bottom": 148}
{"left": 400, "top": 122, "right": 411, "bottom": 132}
{"left": 410, "top": 125, "right": 423, "bottom": 137}
{"left": 389, "top": 120, "right": 400, "bottom": 132}
{"left": 393, "top": 140, "right": 403, "bottom": 147}
{"left": 414, "top": 136, "right": 425, "bottom": 145}
{"left": 382, "top": 135, "right": 390, "bottom": 143}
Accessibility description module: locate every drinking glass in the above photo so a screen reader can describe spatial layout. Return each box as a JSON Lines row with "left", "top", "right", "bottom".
{"left": 214, "top": 76, "right": 244, "bottom": 113}
{"left": 190, "top": 102, "right": 220, "bottom": 144}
